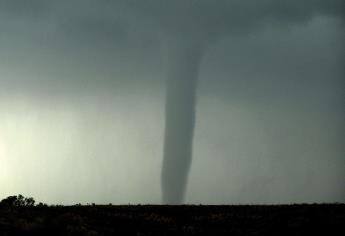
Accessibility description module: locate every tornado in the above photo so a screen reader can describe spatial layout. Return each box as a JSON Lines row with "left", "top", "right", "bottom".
{"left": 161, "top": 41, "right": 204, "bottom": 204}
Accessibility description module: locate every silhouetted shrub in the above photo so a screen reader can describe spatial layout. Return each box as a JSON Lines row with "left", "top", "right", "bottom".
{"left": 0, "top": 194, "right": 36, "bottom": 207}
{"left": 24, "top": 197, "right": 35, "bottom": 207}
{"left": 0, "top": 195, "right": 18, "bottom": 207}
{"left": 37, "top": 202, "right": 48, "bottom": 207}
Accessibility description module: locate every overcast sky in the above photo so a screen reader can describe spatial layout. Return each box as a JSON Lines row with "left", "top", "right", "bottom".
{"left": 0, "top": 0, "right": 344, "bottom": 204}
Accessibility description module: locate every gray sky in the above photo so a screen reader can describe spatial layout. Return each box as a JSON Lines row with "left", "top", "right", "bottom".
{"left": 0, "top": 0, "right": 344, "bottom": 204}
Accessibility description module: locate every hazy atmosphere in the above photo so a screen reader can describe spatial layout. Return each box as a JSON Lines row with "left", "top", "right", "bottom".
{"left": 0, "top": 0, "right": 344, "bottom": 205}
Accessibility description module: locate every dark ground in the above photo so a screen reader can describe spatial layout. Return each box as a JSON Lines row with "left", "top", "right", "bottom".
{"left": 0, "top": 204, "right": 344, "bottom": 236}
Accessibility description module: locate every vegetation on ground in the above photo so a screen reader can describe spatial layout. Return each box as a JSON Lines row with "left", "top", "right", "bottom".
{"left": 0, "top": 195, "right": 344, "bottom": 235}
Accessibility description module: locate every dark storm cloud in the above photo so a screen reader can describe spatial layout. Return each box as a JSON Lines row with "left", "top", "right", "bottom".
{"left": 117, "top": 0, "right": 344, "bottom": 37}
{"left": 59, "top": 17, "right": 127, "bottom": 44}
{"left": 1, "top": 1, "right": 343, "bottom": 64}
{"left": 1, "top": 1, "right": 343, "bottom": 88}
{"left": 2, "top": 0, "right": 344, "bottom": 38}
{"left": 0, "top": 0, "right": 49, "bottom": 17}
{"left": 200, "top": 17, "right": 345, "bottom": 108}
{"left": 2, "top": 0, "right": 342, "bottom": 98}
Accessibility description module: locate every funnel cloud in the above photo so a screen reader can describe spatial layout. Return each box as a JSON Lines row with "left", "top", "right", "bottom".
{"left": 162, "top": 40, "right": 205, "bottom": 204}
